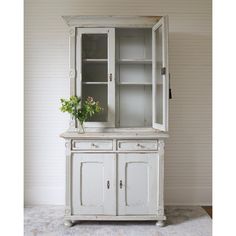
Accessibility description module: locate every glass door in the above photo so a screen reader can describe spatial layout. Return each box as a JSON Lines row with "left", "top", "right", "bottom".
{"left": 76, "top": 28, "right": 115, "bottom": 127}
{"left": 152, "top": 16, "right": 169, "bottom": 131}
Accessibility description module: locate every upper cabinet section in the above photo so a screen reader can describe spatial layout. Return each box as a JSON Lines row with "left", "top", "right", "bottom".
{"left": 64, "top": 16, "right": 169, "bottom": 132}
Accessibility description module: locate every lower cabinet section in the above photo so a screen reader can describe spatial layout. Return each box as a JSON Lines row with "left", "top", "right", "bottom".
{"left": 71, "top": 152, "right": 158, "bottom": 216}
{"left": 118, "top": 153, "right": 157, "bottom": 215}
{"left": 64, "top": 137, "right": 167, "bottom": 227}
{"left": 72, "top": 153, "right": 116, "bottom": 215}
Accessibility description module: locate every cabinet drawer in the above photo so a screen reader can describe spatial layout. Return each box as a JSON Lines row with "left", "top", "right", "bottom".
{"left": 72, "top": 140, "right": 113, "bottom": 151}
{"left": 117, "top": 140, "right": 158, "bottom": 151}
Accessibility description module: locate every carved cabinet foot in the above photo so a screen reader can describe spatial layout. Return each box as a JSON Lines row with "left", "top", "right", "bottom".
{"left": 64, "top": 220, "right": 73, "bottom": 227}
{"left": 156, "top": 220, "right": 165, "bottom": 227}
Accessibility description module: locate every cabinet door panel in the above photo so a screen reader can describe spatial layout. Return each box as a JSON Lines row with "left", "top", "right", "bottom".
{"left": 118, "top": 153, "right": 157, "bottom": 215}
{"left": 72, "top": 153, "right": 116, "bottom": 215}
{"left": 80, "top": 162, "right": 104, "bottom": 207}
{"left": 152, "top": 16, "right": 169, "bottom": 131}
{"left": 126, "top": 162, "right": 149, "bottom": 206}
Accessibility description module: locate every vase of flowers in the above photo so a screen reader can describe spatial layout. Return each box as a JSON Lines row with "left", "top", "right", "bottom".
{"left": 60, "top": 96, "right": 102, "bottom": 133}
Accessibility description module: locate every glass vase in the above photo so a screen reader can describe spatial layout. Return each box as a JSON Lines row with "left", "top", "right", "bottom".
{"left": 77, "top": 121, "right": 85, "bottom": 134}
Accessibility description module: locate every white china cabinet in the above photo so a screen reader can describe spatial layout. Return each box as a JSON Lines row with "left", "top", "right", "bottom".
{"left": 60, "top": 16, "right": 170, "bottom": 227}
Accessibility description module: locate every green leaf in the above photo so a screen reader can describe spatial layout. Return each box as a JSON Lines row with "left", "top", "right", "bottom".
{"left": 59, "top": 95, "right": 102, "bottom": 123}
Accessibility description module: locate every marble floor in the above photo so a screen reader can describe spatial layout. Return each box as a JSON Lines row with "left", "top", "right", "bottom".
{"left": 24, "top": 206, "right": 212, "bottom": 236}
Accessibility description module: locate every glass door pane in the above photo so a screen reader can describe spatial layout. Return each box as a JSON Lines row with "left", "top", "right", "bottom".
{"left": 152, "top": 17, "right": 169, "bottom": 131}
{"left": 155, "top": 25, "right": 163, "bottom": 125}
{"left": 81, "top": 34, "right": 108, "bottom": 122}
{"left": 77, "top": 28, "right": 115, "bottom": 127}
{"left": 82, "top": 84, "right": 108, "bottom": 122}
{"left": 82, "top": 34, "right": 107, "bottom": 59}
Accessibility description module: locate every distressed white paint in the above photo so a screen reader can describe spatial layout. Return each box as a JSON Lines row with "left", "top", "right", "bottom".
{"left": 62, "top": 15, "right": 161, "bottom": 28}
{"left": 60, "top": 129, "right": 169, "bottom": 139}
{"left": 117, "top": 139, "right": 158, "bottom": 151}
{"left": 116, "top": 28, "right": 153, "bottom": 128}
{"left": 152, "top": 16, "right": 169, "bottom": 131}
{"left": 118, "top": 153, "right": 158, "bottom": 215}
{"left": 72, "top": 139, "right": 113, "bottom": 150}
{"left": 63, "top": 135, "right": 166, "bottom": 224}
{"left": 64, "top": 214, "right": 166, "bottom": 221}
{"left": 25, "top": 0, "right": 211, "bottom": 206}
{"left": 76, "top": 28, "right": 116, "bottom": 128}
{"left": 72, "top": 153, "right": 116, "bottom": 215}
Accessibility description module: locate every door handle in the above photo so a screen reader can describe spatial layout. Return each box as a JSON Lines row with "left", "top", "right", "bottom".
{"left": 107, "top": 180, "right": 110, "bottom": 189}
{"left": 120, "top": 180, "right": 123, "bottom": 189}
{"left": 109, "top": 73, "right": 112, "bottom": 82}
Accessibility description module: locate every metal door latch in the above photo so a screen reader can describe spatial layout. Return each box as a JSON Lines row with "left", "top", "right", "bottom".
{"left": 120, "top": 180, "right": 123, "bottom": 189}
{"left": 161, "top": 67, "right": 166, "bottom": 75}
{"left": 109, "top": 73, "right": 112, "bottom": 82}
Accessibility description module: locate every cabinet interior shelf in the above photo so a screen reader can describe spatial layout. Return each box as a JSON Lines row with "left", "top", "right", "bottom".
{"left": 117, "top": 59, "right": 152, "bottom": 64}
{"left": 82, "top": 59, "right": 152, "bottom": 64}
{"left": 83, "top": 59, "right": 107, "bottom": 63}
{"left": 118, "top": 82, "right": 152, "bottom": 85}
{"left": 82, "top": 82, "right": 108, "bottom": 85}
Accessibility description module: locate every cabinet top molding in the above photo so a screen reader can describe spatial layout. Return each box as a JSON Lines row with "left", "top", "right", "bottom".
{"left": 62, "top": 15, "right": 162, "bottom": 28}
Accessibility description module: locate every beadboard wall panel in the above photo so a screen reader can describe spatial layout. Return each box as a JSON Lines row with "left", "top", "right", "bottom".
{"left": 24, "top": 0, "right": 212, "bottom": 205}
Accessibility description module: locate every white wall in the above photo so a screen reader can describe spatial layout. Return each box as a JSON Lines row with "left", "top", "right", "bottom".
{"left": 25, "top": 0, "right": 211, "bottom": 205}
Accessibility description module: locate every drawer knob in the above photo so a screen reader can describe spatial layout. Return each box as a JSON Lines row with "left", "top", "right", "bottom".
{"left": 91, "top": 143, "right": 98, "bottom": 148}
{"left": 137, "top": 143, "right": 144, "bottom": 148}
